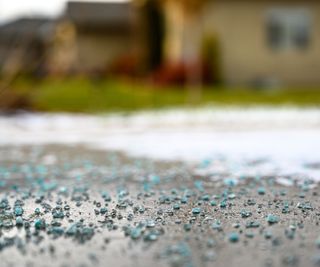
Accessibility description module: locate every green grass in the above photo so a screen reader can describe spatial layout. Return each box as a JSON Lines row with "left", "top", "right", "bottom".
{"left": 9, "top": 77, "right": 320, "bottom": 113}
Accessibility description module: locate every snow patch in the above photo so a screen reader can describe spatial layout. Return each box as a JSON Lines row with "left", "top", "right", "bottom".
{"left": 1, "top": 107, "right": 320, "bottom": 183}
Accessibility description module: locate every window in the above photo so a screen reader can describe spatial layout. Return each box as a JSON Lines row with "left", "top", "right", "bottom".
{"left": 266, "top": 8, "right": 311, "bottom": 50}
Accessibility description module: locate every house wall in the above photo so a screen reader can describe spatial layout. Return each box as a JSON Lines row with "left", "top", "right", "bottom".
{"left": 74, "top": 31, "right": 133, "bottom": 72}
{"left": 203, "top": 0, "right": 320, "bottom": 86}
{"left": 46, "top": 21, "right": 77, "bottom": 75}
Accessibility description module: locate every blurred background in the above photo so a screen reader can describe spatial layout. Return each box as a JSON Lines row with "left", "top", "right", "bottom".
{"left": 0, "top": 0, "right": 320, "bottom": 112}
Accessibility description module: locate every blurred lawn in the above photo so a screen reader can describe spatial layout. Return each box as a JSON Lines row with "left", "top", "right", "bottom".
{"left": 9, "top": 77, "right": 320, "bottom": 113}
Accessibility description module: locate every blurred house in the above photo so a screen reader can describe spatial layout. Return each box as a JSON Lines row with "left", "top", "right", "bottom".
{"left": 49, "top": 1, "right": 162, "bottom": 76}
{"left": 162, "top": 0, "right": 320, "bottom": 86}
{"left": 1, "top": 0, "right": 320, "bottom": 87}
{"left": 0, "top": 18, "right": 55, "bottom": 77}
{"left": 58, "top": 1, "right": 137, "bottom": 75}
{"left": 0, "top": 1, "right": 140, "bottom": 77}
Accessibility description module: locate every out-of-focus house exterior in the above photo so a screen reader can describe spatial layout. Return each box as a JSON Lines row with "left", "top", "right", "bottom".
{"left": 1, "top": 0, "right": 320, "bottom": 87}
{"left": 162, "top": 0, "right": 320, "bottom": 86}
{"left": 0, "top": 18, "right": 55, "bottom": 77}
{"left": 49, "top": 1, "right": 161, "bottom": 75}
{"left": 61, "top": 1, "right": 137, "bottom": 74}
{"left": 0, "top": 1, "right": 140, "bottom": 77}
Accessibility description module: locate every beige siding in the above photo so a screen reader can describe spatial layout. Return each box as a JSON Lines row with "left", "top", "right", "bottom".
{"left": 46, "top": 22, "right": 77, "bottom": 74}
{"left": 202, "top": 0, "right": 320, "bottom": 86}
{"left": 75, "top": 32, "right": 133, "bottom": 71}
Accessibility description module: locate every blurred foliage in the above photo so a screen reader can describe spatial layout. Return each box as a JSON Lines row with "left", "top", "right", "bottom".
{"left": 3, "top": 77, "right": 320, "bottom": 113}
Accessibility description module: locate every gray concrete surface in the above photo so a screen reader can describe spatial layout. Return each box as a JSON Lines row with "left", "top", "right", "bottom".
{"left": 0, "top": 145, "right": 319, "bottom": 267}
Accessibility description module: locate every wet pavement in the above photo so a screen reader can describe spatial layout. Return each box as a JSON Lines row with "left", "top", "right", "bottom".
{"left": 0, "top": 145, "right": 320, "bottom": 267}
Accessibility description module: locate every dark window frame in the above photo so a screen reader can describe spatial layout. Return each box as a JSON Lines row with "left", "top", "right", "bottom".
{"left": 266, "top": 8, "right": 312, "bottom": 51}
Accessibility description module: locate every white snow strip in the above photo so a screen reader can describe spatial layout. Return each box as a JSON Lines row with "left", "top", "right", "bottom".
{"left": 1, "top": 107, "right": 320, "bottom": 183}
